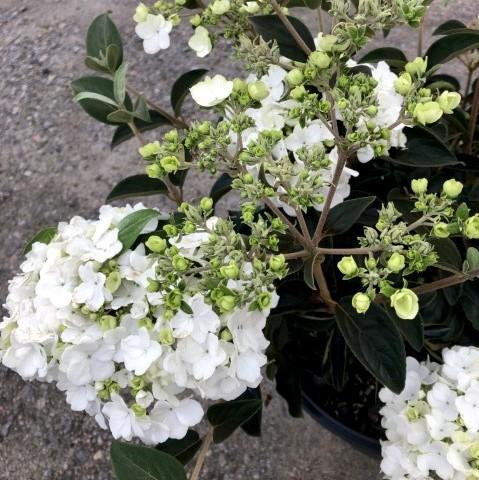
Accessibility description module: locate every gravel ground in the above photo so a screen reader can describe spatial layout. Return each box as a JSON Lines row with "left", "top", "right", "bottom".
{"left": 0, "top": 1, "right": 477, "bottom": 479}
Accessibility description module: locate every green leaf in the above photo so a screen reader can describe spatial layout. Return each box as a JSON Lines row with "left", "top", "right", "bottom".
{"left": 335, "top": 299, "right": 406, "bottom": 393}
{"left": 388, "top": 309, "right": 424, "bottom": 352}
{"left": 74, "top": 91, "right": 119, "bottom": 107}
{"left": 239, "top": 389, "right": 262, "bottom": 437}
{"left": 303, "top": 253, "right": 317, "bottom": 290}
{"left": 426, "top": 74, "right": 461, "bottom": 92}
{"left": 210, "top": 173, "right": 232, "bottom": 204}
{"left": 430, "top": 237, "right": 462, "bottom": 271}
{"left": 250, "top": 15, "right": 315, "bottom": 62}
{"left": 23, "top": 227, "right": 57, "bottom": 254}
{"left": 71, "top": 76, "right": 132, "bottom": 125}
{"left": 207, "top": 397, "right": 262, "bottom": 443}
{"left": 433, "top": 19, "right": 467, "bottom": 36}
{"left": 323, "top": 196, "right": 375, "bottom": 236}
{"left": 426, "top": 30, "right": 479, "bottom": 69}
{"left": 134, "top": 96, "right": 151, "bottom": 122}
{"left": 171, "top": 69, "right": 208, "bottom": 116}
{"left": 155, "top": 430, "right": 202, "bottom": 465}
{"left": 107, "top": 109, "right": 133, "bottom": 123}
{"left": 389, "top": 126, "right": 458, "bottom": 167}
{"left": 86, "top": 13, "right": 123, "bottom": 71}
{"left": 111, "top": 111, "right": 171, "bottom": 149}
{"left": 467, "top": 247, "right": 479, "bottom": 271}
{"left": 107, "top": 175, "right": 169, "bottom": 202}
{"left": 118, "top": 209, "right": 161, "bottom": 250}
{"left": 358, "top": 47, "right": 407, "bottom": 69}
{"left": 287, "top": 0, "right": 323, "bottom": 8}
{"left": 113, "top": 62, "right": 127, "bottom": 105}
{"left": 111, "top": 441, "right": 186, "bottom": 480}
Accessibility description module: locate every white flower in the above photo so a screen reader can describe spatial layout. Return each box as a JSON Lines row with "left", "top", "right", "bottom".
{"left": 135, "top": 14, "right": 173, "bottom": 54}
{"left": 2, "top": 338, "right": 48, "bottom": 379}
{"left": 284, "top": 120, "right": 334, "bottom": 153}
{"left": 190, "top": 75, "right": 233, "bottom": 107}
{"left": 188, "top": 26, "right": 212, "bottom": 58}
{"left": 120, "top": 327, "right": 162, "bottom": 375}
{"left": 427, "top": 383, "right": 458, "bottom": 421}
{"left": 72, "top": 262, "right": 110, "bottom": 311}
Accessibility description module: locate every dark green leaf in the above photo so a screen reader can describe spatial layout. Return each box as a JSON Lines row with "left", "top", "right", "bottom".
{"left": 238, "top": 388, "right": 262, "bottom": 437}
{"left": 426, "top": 30, "right": 479, "bottom": 69}
{"left": 111, "top": 111, "right": 171, "bottom": 149}
{"left": 303, "top": 253, "right": 317, "bottom": 290}
{"left": 323, "top": 196, "right": 375, "bottom": 236}
{"left": 430, "top": 237, "right": 462, "bottom": 271}
{"left": 107, "top": 175, "right": 168, "bottom": 202}
{"left": 389, "top": 126, "right": 458, "bottom": 167}
{"left": 171, "top": 69, "right": 208, "bottom": 116}
{"left": 210, "top": 173, "right": 232, "bottom": 204}
{"left": 111, "top": 441, "right": 186, "bottom": 480}
{"left": 388, "top": 309, "right": 424, "bottom": 352}
{"left": 23, "top": 227, "right": 57, "bottom": 254}
{"left": 155, "top": 430, "right": 202, "bottom": 465}
{"left": 134, "top": 96, "right": 151, "bottom": 122}
{"left": 467, "top": 247, "right": 479, "bottom": 271}
{"left": 107, "top": 109, "right": 133, "bottom": 123}
{"left": 358, "top": 47, "right": 407, "bottom": 69}
{"left": 207, "top": 398, "right": 262, "bottom": 443}
{"left": 71, "top": 76, "right": 132, "bottom": 125}
{"left": 275, "top": 348, "right": 303, "bottom": 417}
{"left": 118, "top": 209, "right": 161, "bottom": 250}
{"left": 433, "top": 19, "right": 467, "bottom": 36}
{"left": 426, "top": 74, "right": 461, "bottom": 92}
{"left": 287, "top": 0, "right": 322, "bottom": 7}
{"left": 335, "top": 299, "right": 406, "bottom": 393}
{"left": 250, "top": 15, "right": 315, "bottom": 62}
{"left": 169, "top": 169, "right": 188, "bottom": 187}
{"left": 86, "top": 13, "right": 123, "bottom": 71}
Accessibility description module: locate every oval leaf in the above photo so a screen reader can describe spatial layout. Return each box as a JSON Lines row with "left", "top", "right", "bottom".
{"left": 171, "top": 69, "right": 208, "bottom": 116}
{"left": 23, "top": 227, "right": 57, "bottom": 254}
{"left": 359, "top": 47, "right": 407, "bottom": 69}
{"left": 210, "top": 173, "right": 232, "bottom": 204}
{"left": 426, "top": 30, "right": 479, "bottom": 69}
{"left": 433, "top": 19, "right": 467, "bottom": 36}
{"left": 118, "top": 209, "right": 160, "bottom": 250}
{"left": 107, "top": 175, "right": 168, "bottom": 202}
{"left": 323, "top": 196, "right": 376, "bottom": 236}
{"left": 389, "top": 126, "right": 458, "bottom": 167}
{"left": 388, "top": 310, "right": 424, "bottom": 352}
{"left": 335, "top": 299, "right": 406, "bottom": 393}
{"left": 250, "top": 15, "right": 315, "bottom": 62}
{"left": 207, "top": 398, "right": 262, "bottom": 443}
{"left": 111, "top": 441, "right": 186, "bottom": 480}
{"left": 86, "top": 13, "right": 123, "bottom": 71}
{"left": 430, "top": 237, "right": 462, "bottom": 271}
{"left": 155, "top": 430, "right": 202, "bottom": 465}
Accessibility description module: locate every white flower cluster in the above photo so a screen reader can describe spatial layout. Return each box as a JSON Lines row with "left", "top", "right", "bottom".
{"left": 380, "top": 348, "right": 479, "bottom": 480}
{"left": 1, "top": 205, "right": 277, "bottom": 445}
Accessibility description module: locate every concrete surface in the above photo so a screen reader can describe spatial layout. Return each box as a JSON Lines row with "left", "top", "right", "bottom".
{"left": 0, "top": 0, "right": 477, "bottom": 479}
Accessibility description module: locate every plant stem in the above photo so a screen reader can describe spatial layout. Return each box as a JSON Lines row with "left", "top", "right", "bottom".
{"left": 317, "top": 7, "right": 325, "bottom": 33}
{"left": 270, "top": 0, "right": 312, "bottom": 56}
{"left": 466, "top": 76, "right": 479, "bottom": 154}
{"left": 127, "top": 121, "right": 146, "bottom": 144}
{"left": 283, "top": 249, "right": 309, "bottom": 260}
{"left": 313, "top": 261, "right": 337, "bottom": 311}
{"left": 296, "top": 209, "right": 314, "bottom": 247}
{"left": 465, "top": 68, "right": 473, "bottom": 103}
{"left": 316, "top": 246, "right": 380, "bottom": 255}
{"left": 406, "top": 215, "right": 429, "bottom": 232}
{"left": 412, "top": 268, "right": 479, "bottom": 296}
{"left": 126, "top": 83, "right": 187, "bottom": 129}
{"left": 190, "top": 428, "right": 213, "bottom": 480}
{"left": 417, "top": 18, "right": 425, "bottom": 57}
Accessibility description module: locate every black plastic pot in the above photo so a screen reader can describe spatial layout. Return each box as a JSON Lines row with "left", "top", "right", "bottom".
{"left": 302, "top": 384, "right": 381, "bottom": 459}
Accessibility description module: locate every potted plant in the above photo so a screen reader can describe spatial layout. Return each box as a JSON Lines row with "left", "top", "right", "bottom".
{"left": 2, "top": 0, "right": 479, "bottom": 478}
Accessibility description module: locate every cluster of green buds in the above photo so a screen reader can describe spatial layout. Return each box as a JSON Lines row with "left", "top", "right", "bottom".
{"left": 394, "top": 57, "right": 461, "bottom": 125}
{"left": 234, "top": 34, "right": 281, "bottom": 76}
{"left": 140, "top": 129, "right": 186, "bottom": 178}
{"left": 134, "top": 1, "right": 182, "bottom": 25}
{"left": 288, "top": 88, "right": 332, "bottom": 125}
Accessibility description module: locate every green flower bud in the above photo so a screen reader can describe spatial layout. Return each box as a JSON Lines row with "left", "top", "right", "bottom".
{"left": 147, "top": 279, "right": 160, "bottom": 292}
{"left": 243, "top": 173, "right": 254, "bottom": 184}
{"left": 387, "top": 252, "right": 406, "bottom": 272}
{"left": 133, "top": 2, "right": 149, "bottom": 23}
{"left": 220, "top": 261, "right": 240, "bottom": 279}
{"left": 352, "top": 292, "right": 371, "bottom": 314}
{"left": 405, "top": 57, "right": 427, "bottom": 76}
{"left": 390, "top": 288, "right": 419, "bottom": 320}
{"left": 159, "top": 327, "right": 174, "bottom": 345}
{"left": 163, "top": 224, "right": 178, "bottom": 236}
{"left": 413, "top": 101, "right": 443, "bottom": 125}
{"left": 437, "top": 91, "right": 461, "bottom": 114}
{"left": 197, "top": 121, "right": 211, "bottom": 135}
{"left": 100, "top": 315, "right": 117, "bottom": 331}
{"left": 432, "top": 222, "right": 450, "bottom": 238}
{"left": 139, "top": 141, "right": 161, "bottom": 158}
{"left": 241, "top": 1, "right": 260, "bottom": 13}
{"left": 217, "top": 295, "right": 236, "bottom": 313}
{"left": 183, "top": 221, "right": 196, "bottom": 234}
{"left": 248, "top": 80, "right": 269, "bottom": 101}
{"left": 411, "top": 178, "right": 428, "bottom": 195}
{"left": 419, "top": 88, "right": 432, "bottom": 99}
{"left": 211, "top": 0, "right": 230, "bottom": 15}
{"left": 394, "top": 72, "right": 413, "bottom": 95}
{"left": 337, "top": 256, "right": 358, "bottom": 276}
{"left": 286, "top": 68, "right": 304, "bottom": 86}
{"left": 172, "top": 254, "right": 189, "bottom": 271}
{"left": 160, "top": 155, "right": 179, "bottom": 173}
{"left": 442, "top": 179, "right": 463, "bottom": 199}
{"left": 464, "top": 215, "right": 479, "bottom": 239}
{"left": 146, "top": 163, "right": 162, "bottom": 179}
{"left": 379, "top": 280, "right": 396, "bottom": 297}
{"left": 257, "top": 291, "right": 271, "bottom": 310}
{"left": 164, "top": 129, "right": 178, "bottom": 143}
{"left": 105, "top": 271, "right": 122, "bottom": 293}
{"left": 169, "top": 13, "right": 181, "bottom": 26}
{"left": 138, "top": 317, "right": 154, "bottom": 330}
{"left": 233, "top": 78, "right": 247, "bottom": 93}
{"left": 219, "top": 327, "right": 233, "bottom": 342}
{"left": 190, "top": 14, "right": 201, "bottom": 26}
{"left": 337, "top": 98, "right": 348, "bottom": 110}
{"left": 146, "top": 235, "right": 167, "bottom": 253}
{"left": 131, "top": 403, "right": 146, "bottom": 417}
{"left": 317, "top": 34, "right": 337, "bottom": 52}
{"left": 269, "top": 254, "right": 286, "bottom": 272}
{"left": 290, "top": 85, "right": 306, "bottom": 101}
{"left": 366, "top": 105, "right": 378, "bottom": 116}
{"left": 366, "top": 257, "right": 377, "bottom": 270}
{"left": 200, "top": 196, "right": 214, "bottom": 211}
{"left": 309, "top": 51, "right": 331, "bottom": 69}
{"left": 164, "top": 309, "right": 175, "bottom": 321}
{"left": 165, "top": 290, "right": 182, "bottom": 309}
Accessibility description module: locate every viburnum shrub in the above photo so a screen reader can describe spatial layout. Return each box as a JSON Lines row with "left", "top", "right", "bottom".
{"left": 2, "top": 0, "right": 479, "bottom": 478}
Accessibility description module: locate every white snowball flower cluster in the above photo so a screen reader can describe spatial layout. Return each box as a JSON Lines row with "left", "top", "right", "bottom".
{"left": 1, "top": 204, "right": 279, "bottom": 445}
{"left": 380, "top": 347, "right": 479, "bottom": 480}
